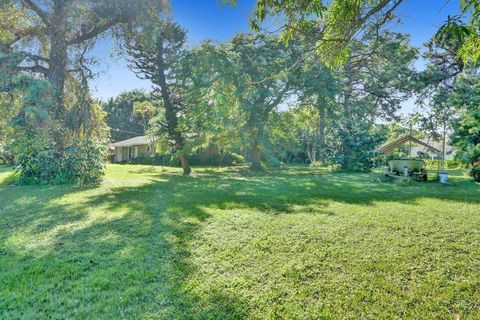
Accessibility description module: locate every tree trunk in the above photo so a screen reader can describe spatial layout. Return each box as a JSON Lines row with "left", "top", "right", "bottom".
{"left": 48, "top": 1, "right": 68, "bottom": 154}
{"left": 250, "top": 144, "right": 263, "bottom": 171}
{"left": 341, "top": 65, "right": 353, "bottom": 166}
{"left": 442, "top": 121, "right": 447, "bottom": 170}
{"left": 318, "top": 99, "right": 327, "bottom": 165}
{"left": 180, "top": 155, "right": 191, "bottom": 175}
{"left": 306, "top": 140, "right": 316, "bottom": 164}
{"left": 246, "top": 107, "right": 266, "bottom": 171}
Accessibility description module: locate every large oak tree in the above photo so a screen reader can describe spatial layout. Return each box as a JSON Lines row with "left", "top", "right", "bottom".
{"left": 0, "top": 0, "right": 163, "bottom": 152}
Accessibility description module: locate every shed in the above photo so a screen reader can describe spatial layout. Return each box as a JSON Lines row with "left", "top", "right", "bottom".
{"left": 376, "top": 135, "right": 442, "bottom": 155}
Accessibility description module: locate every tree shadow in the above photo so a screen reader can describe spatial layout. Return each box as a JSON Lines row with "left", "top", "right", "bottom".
{"left": 1, "top": 174, "right": 251, "bottom": 318}
{"left": 1, "top": 167, "right": 479, "bottom": 318}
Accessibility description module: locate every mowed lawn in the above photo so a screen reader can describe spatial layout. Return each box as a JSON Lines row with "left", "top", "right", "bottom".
{"left": 1, "top": 164, "right": 479, "bottom": 319}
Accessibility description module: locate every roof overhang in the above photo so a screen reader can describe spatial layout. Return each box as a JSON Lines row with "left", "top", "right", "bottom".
{"left": 376, "top": 135, "right": 442, "bottom": 154}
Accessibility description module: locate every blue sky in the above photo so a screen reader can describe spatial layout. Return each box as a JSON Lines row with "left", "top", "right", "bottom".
{"left": 90, "top": 0, "right": 461, "bottom": 113}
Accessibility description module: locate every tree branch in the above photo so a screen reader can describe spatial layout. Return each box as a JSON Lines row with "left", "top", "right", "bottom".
{"left": 67, "top": 18, "right": 120, "bottom": 46}
{"left": 22, "top": 0, "right": 50, "bottom": 26}
{"left": 14, "top": 65, "right": 48, "bottom": 75}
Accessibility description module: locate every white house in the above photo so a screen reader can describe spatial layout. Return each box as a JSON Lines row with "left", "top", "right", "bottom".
{"left": 110, "top": 136, "right": 156, "bottom": 162}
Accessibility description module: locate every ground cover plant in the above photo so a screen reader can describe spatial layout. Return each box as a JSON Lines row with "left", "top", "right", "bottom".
{"left": 1, "top": 164, "right": 479, "bottom": 319}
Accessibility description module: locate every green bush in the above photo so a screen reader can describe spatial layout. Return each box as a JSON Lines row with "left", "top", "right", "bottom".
{"left": 264, "top": 150, "right": 282, "bottom": 167}
{"left": 188, "top": 152, "right": 244, "bottom": 167}
{"left": 128, "top": 153, "right": 176, "bottom": 166}
{"left": 470, "top": 163, "right": 480, "bottom": 182}
{"left": 330, "top": 120, "right": 386, "bottom": 172}
{"left": 17, "top": 140, "right": 106, "bottom": 185}
{"left": 123, "top": 152, "right": 244, "bottom": 167}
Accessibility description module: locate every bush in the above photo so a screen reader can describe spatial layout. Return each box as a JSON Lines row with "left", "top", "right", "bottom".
{"left": 128, "top": 153, "right": 176, "bottom": 166}
{"left": 121, "top": 151, "right": 244, "bottom": 167}
{"left": 424, "top": 159, "right": 465, "bottom": 170}
{"left": 264, "top": 150, "right": 282, "bottom": 167}
{"left": 470, "top": 163, "right": 480, "bottom": 182}
{"left": 17, "top": 140, "right": 106, "bottom": 185}
{"left": 188, "top": 152, "right": 244, "bottom": 167}
{"left": 64, "top": 140, "right": 107, "bottom": 185}
{"left": 330, "top": 120, "right": 386, "bottom": 172}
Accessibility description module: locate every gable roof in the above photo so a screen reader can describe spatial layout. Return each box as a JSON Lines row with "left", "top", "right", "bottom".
{"left": 376, "top": 135, "right": 442, "bottom": 154}
{"left": 111, "top": 136, "right": 155, "bottom": 148}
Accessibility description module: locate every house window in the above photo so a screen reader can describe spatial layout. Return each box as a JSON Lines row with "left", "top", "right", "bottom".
{"left": 146, "top": 145, "right": 152, "bottom": 152}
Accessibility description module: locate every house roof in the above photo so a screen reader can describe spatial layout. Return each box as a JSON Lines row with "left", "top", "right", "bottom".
{"left": 376, "top": 135, "right": 442, "bottom": 154}
{"left": 111, "top": 136, "right": 155, "bottom": 148}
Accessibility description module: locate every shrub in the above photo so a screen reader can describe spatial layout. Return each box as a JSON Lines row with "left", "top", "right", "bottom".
{"left": 17, "top": 139, "right": 106, "bottom": 185}
{"left": 188, "top": 152, "right": 244, "bottom": 167}
{"left": 264, "top": 150, "right": 282, "bottom": 167}
{"left": 63, "top": 140, "right": 107, "bottom": 185}
{"left": 470, "top": 163, "right": 480, "bottom": 182}
{"left": 330, "top": 120, "right": 386, "bottom": 172}
{"left": 121, "top": 151, "right": 244, "bottom": 167}
{"left": 128, "top": 153, "right": 176, "bottom": 166}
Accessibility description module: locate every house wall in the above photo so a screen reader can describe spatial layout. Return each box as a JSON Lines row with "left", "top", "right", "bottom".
{"left": 136, "top": 145, "right": 155, "bottom": 157}
{"left": 115, "top": 148, "right": 122, "bottom": 162}
{"left": 114, "top": 145, "right": 155, "bottom": 162}
{"left": 122, "top": 147, "right": 129, "bottom": 162}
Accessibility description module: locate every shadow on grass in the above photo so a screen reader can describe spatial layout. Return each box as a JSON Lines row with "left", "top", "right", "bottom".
{"left": 1, "top": 167, "right": 479, "bottom": 318}
{"left": 1, "top": 173, "right": 251, "bottom": 318}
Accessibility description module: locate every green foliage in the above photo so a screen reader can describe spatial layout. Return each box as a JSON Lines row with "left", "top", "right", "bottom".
{"left": 330, "top": 120, "right": 386, "bottom": 172}
{"left": 470, "top": 164, "right": 480, "bottom": 182}
{"left": 16, "top": 139, "right": 106, "bottom": 186}
{"left": 133, "top": 100, "right": 157, "bottom": 132}
{"left": 0, "top": 0, "right": 165, "bottom": 184}
{"left": 450, "top": 74, "right": 480, "bottom": 176}
{"left": 124, "top": 17, "right": 195, "bottom": 174}
{"left": 219, "top": 33, "right": 301, "bottom": 169}
{"left": 103, "top": 90, "right": 151, "bottom": 141}
{"left": 225, "top": 0, "right": 402, "bottom": 67}
{"left": 263, "top": 150, "right": 283, "bottom": 167}
{"left": 127, "top": 149, "right": 244, "bottom": 167}
{"left": 436, "top": 0, "right": 480, "bottom": 64}
{"left": 189, "top": 152, "right": 244, "bottom": 167}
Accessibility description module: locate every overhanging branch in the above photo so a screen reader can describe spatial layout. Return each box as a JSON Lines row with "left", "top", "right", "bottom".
{"left": 23, "top": 0, "right": 50, "bottom": 26}
{"left": 67, "top": 18, "right": 120, "bottom": 46}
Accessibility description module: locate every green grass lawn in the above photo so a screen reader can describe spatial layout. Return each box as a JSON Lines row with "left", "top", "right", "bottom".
{"left": 1, "top": 164, "right": 479, "bottom": 319}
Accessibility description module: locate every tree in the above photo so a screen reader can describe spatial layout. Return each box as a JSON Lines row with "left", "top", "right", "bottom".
{"left": 124, "top": 17, "right": 192, "bottom": 175}
{"left": 133, "top": 100, "right": 157, "bottom": 134}
{"left": 0, "top": 91, "right": 21, "bottom": 163}
{"left": 333, "top": 30, "right": 416, "bottom": 170}
{"left": 450, "top": 73, "right": 480, "bottom": 167}
{"left": 221, "top": 34, "right": 301, "bottom": 170}
{"left": 0, "top": 0, "right": 165, "bottom": 183}
{"left": 415, "top": 26, "right": 475, "bottom": 166}
{"left": 436, "top": 0, "right": 480, "bottom": 64}
{"left": 103, "top": 90, "right": 151, "bottom": 142}
{"left": 179, "top": 42, "right": 246, "bottom": 158}
{"left": 269, "top": 106, "right": 325, "bottom": 165}
{"left": 224, "top": 0, "right": 404, "bottom": 67}
{"left": 0, "top": 0, "right": 163, "bottom": 151}
{"left": 294, "top": 48, "right": 339, "bottom": 165}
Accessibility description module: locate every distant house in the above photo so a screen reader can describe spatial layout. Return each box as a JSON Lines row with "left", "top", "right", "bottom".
{"left": 110, "top": 136, "right": 156, "bottom": 162}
